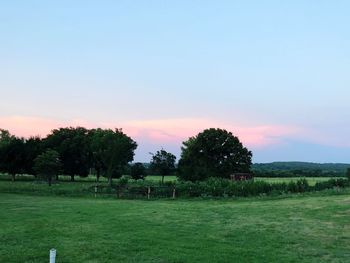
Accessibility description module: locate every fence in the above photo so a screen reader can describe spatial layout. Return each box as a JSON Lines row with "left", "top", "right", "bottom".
{"left": 88, "top": 184, "right": 177, "bottom": 199}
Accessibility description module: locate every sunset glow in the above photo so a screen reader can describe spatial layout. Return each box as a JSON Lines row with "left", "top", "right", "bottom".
{"left": 1, "top": 1, "right": 349, "bottom": 162}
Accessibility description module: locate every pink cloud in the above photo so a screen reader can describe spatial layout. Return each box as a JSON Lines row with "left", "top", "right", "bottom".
{"left": 0, "top": 115, "right": 301, "bottom": 148}
{"left": 0, "top": 116, "right": 99, "bottom": 138}
{"left": 0, "top": 116, "right": 62, "bottom": 137}
{"left": 121, "top": 118, "right": 300, "bottom": 148}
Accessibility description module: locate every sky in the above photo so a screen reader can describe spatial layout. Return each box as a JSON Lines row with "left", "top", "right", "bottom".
{"left": 1, "top": 1, "right": 349, "bottom": 163}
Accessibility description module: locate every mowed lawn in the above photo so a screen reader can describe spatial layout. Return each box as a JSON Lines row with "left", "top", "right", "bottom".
{"left": 1, "top": 193, "right": 350, "bottom": 263}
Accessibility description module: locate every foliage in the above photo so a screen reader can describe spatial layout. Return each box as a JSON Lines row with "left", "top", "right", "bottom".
{"left": 34, "top": 149, "right": 62, "bottom": 186}
{"left": 253, "top": 162, "right": 350, "bottom": 178}
{"left": 45, "top": 127, "right": 91, "bottom": 181}
{"left": 90, "top": 128, "right": 137, "bottom": 185}
{"left": 0, "top": 174, "right": 349, "bottom": 199}
{"left": 314, "top": 178, "right": 350, "bottom": 191}
{"left": 0, "top": 135, "right": 26, "bottom": 180}
{"left": 23, "top": 136, "right": 44, "bottom": 175}
{"left": 178, "top": 128, "right": 252, "bottom": 181}
{"left": 130, "top": 162, "right": 146, "bottom": 180}
{"left": 0, "top": 129, "right": 15, "bottom": 146}
{"left": 253, "top": 168, "right": 346, "bottom": 178}
{"left": 253, "top": 162, "right": 350, "bottom": 171}
{"left": 150, "top": 149, "right": 176, "bottom": 183}
{"left": 0, "top": 131, "right": 44, "bottom": 179}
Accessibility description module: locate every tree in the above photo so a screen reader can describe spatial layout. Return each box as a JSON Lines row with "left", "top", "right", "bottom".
{"left": 0, "top": 129, "right": 15, "bottom": 173}
{"left": 178, "top": 128, "right": 252, "bottom": 181}
{"left": 0, "top": 129, "right": 14, "bottom": 145}
{"left": 45, "top": 127, "right": 91, "bottom": 181}
{"left": 130, "top": 162, "right": 146, "bottom": 180}
{"left": 90, "top": 128, "right": 137, "bottom": 185}
{"left": 150, "top": 149, "right": 176, "bottom": 184}
{"left": 34, "top": 149, "right": 62, "bottom": 186}
{"left": 0, "top": 134, "right": 26, "bottom": 181}
{"left": 88, "top": 129, "right": 106, "bottom": 182}
{"left": 23, "top": 136, "right": 44, "bottom": 176}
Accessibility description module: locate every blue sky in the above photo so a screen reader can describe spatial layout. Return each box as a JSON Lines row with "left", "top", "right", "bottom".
{"left": 1, "top": 1, "right": 349, "bottom": 162}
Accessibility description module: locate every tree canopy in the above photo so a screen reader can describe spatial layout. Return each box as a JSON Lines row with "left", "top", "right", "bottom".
{"left": 0, "top": 133, "right": 26, "bottom": 181}
{"left": 130, "top": 162, "right": 146, "bottom": 180}
{"left": 178, "top": 128, "right": 252, "bottom": 181}
{"left": 45, "top": 127, "right": 91, "bottom": 181}
{"left": 34, "top": 149, "right": 62, "bottom": 186}
{"left": 150, "top": 149, "right": 176, "bottom": 183}
{"left": 90, "top": 128, "right": 137, "bottom": 185}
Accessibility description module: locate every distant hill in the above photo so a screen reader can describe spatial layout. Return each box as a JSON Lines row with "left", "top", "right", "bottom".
{"left": 252, "top": 162, "right": 350, "bottom": 172}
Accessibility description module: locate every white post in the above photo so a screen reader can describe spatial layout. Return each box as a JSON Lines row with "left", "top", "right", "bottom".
{"left": 50, "top": 249, "right": 56, "bottom": 263}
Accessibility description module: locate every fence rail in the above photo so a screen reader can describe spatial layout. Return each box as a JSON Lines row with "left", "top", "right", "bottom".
{"left": 88, "top": 185, "right": 177, "bottom": 199}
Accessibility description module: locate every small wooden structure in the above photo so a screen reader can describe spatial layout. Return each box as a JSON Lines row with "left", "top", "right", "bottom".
{"left": 230, "top": 173, "right": 254, "bottom": 181}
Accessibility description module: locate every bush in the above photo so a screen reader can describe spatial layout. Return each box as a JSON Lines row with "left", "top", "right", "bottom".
{"left": 314, "top": 178, "right": 350, "bottom": 191}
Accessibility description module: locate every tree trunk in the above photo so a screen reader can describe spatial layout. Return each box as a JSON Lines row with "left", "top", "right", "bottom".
{"left": 11, "top": 174, "right": 15, "bottom": 182}
{"left": 162, "top": 175, "right": 164, "bottom": 184}
{"left": 96, "top": 170, "right": 100, "bottom": 183}
{"left": 48, "top": 176, "right": 52, "bottom": 187}
{"left": 70, "top": 175, "right": 75, "bottom": 182}
{"left": 108, "top": 176, "right": 112, "bottom": 186}
{"left": 55, "top": 175, "right": 59, "bottom": 181}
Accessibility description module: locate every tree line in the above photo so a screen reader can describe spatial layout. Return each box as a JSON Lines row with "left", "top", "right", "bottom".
{"left": 0, "top": 127, "right": 253, "bottom": 185}
{"left": 0, "top": 127, "right": 137, "bottom": 185}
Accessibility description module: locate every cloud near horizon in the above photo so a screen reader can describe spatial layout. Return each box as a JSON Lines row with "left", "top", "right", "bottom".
{"left": 0, "top": 115, "right": 317, "bottom": 146}
{"left": 1, "top": 115, "right": 349, "bottom": 162}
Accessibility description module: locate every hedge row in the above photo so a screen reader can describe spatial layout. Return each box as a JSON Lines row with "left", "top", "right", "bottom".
{"left": 175, "top": 178, "right": 349, "bottom": 198}
{"left": 93, "top": 177, "right": 350, "bottom": 198}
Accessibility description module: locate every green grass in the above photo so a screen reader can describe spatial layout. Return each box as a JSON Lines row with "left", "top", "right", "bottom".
{"left": 0, "top": 173, "right": 178, "bottom": 183}
{"left": 146, "top": 175, "right": 177, "bottom": 182}
{"left": 1, "top": 192, "right": 350, "bottom": 262}
{"left": 256, "top": 177, "right": 345, "bottom": 186}
{"left": 0, "top": 180, "right": 95, "bottom": 197}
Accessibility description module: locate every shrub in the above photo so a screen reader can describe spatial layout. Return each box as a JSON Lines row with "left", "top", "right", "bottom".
{"left": 314, "top": 178, "right": 349, "bottom": 191}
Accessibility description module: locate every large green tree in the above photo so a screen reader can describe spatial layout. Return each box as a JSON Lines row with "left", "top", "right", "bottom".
{"left": 0, "top": 129, "right": 14, "bottom": 145}
{"left": 0, "top": 129, "right": 14, "bottom": 173}
{"left": 88, "top": 129, "right": 106, "bottom": 182}
{"left": 150, "top": 149, "right": 176, "bottom": 184}
{"left": 90, "top": 128, "right": 137, "bottom": 185}
{"left": 45, "top": 127, "right": 91, "bottom": 181}
{"left": 178, "top": 128, "right": 252, "bottom": 181}
{"left": 34, "top": 149, "right": 62, "bottom": 186}
{"left": 0, "top": 131, "right": 26, "bottom": 181}
{"left": 130, "top": 162, "right": 146, "bottom": 180}
{"left": 23, "top": 136, "right": 44, "bottom": 176}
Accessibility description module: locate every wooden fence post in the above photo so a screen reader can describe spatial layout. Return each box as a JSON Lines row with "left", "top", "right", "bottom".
{"left": 147, "top": 186, "right": 151, "bottom": 200}
{"left": 172, "top": 186, "right": 176, "bottom": 199}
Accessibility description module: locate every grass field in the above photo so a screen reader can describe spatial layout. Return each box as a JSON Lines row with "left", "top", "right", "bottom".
{"left": 255, "top": 177, "right": 343, "bottom": 186}
{"left": 0, "top": 174, "right": 178, "bottom": 183}
{"left": 1, "top": 192, "right": 350, "bottom": 263}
